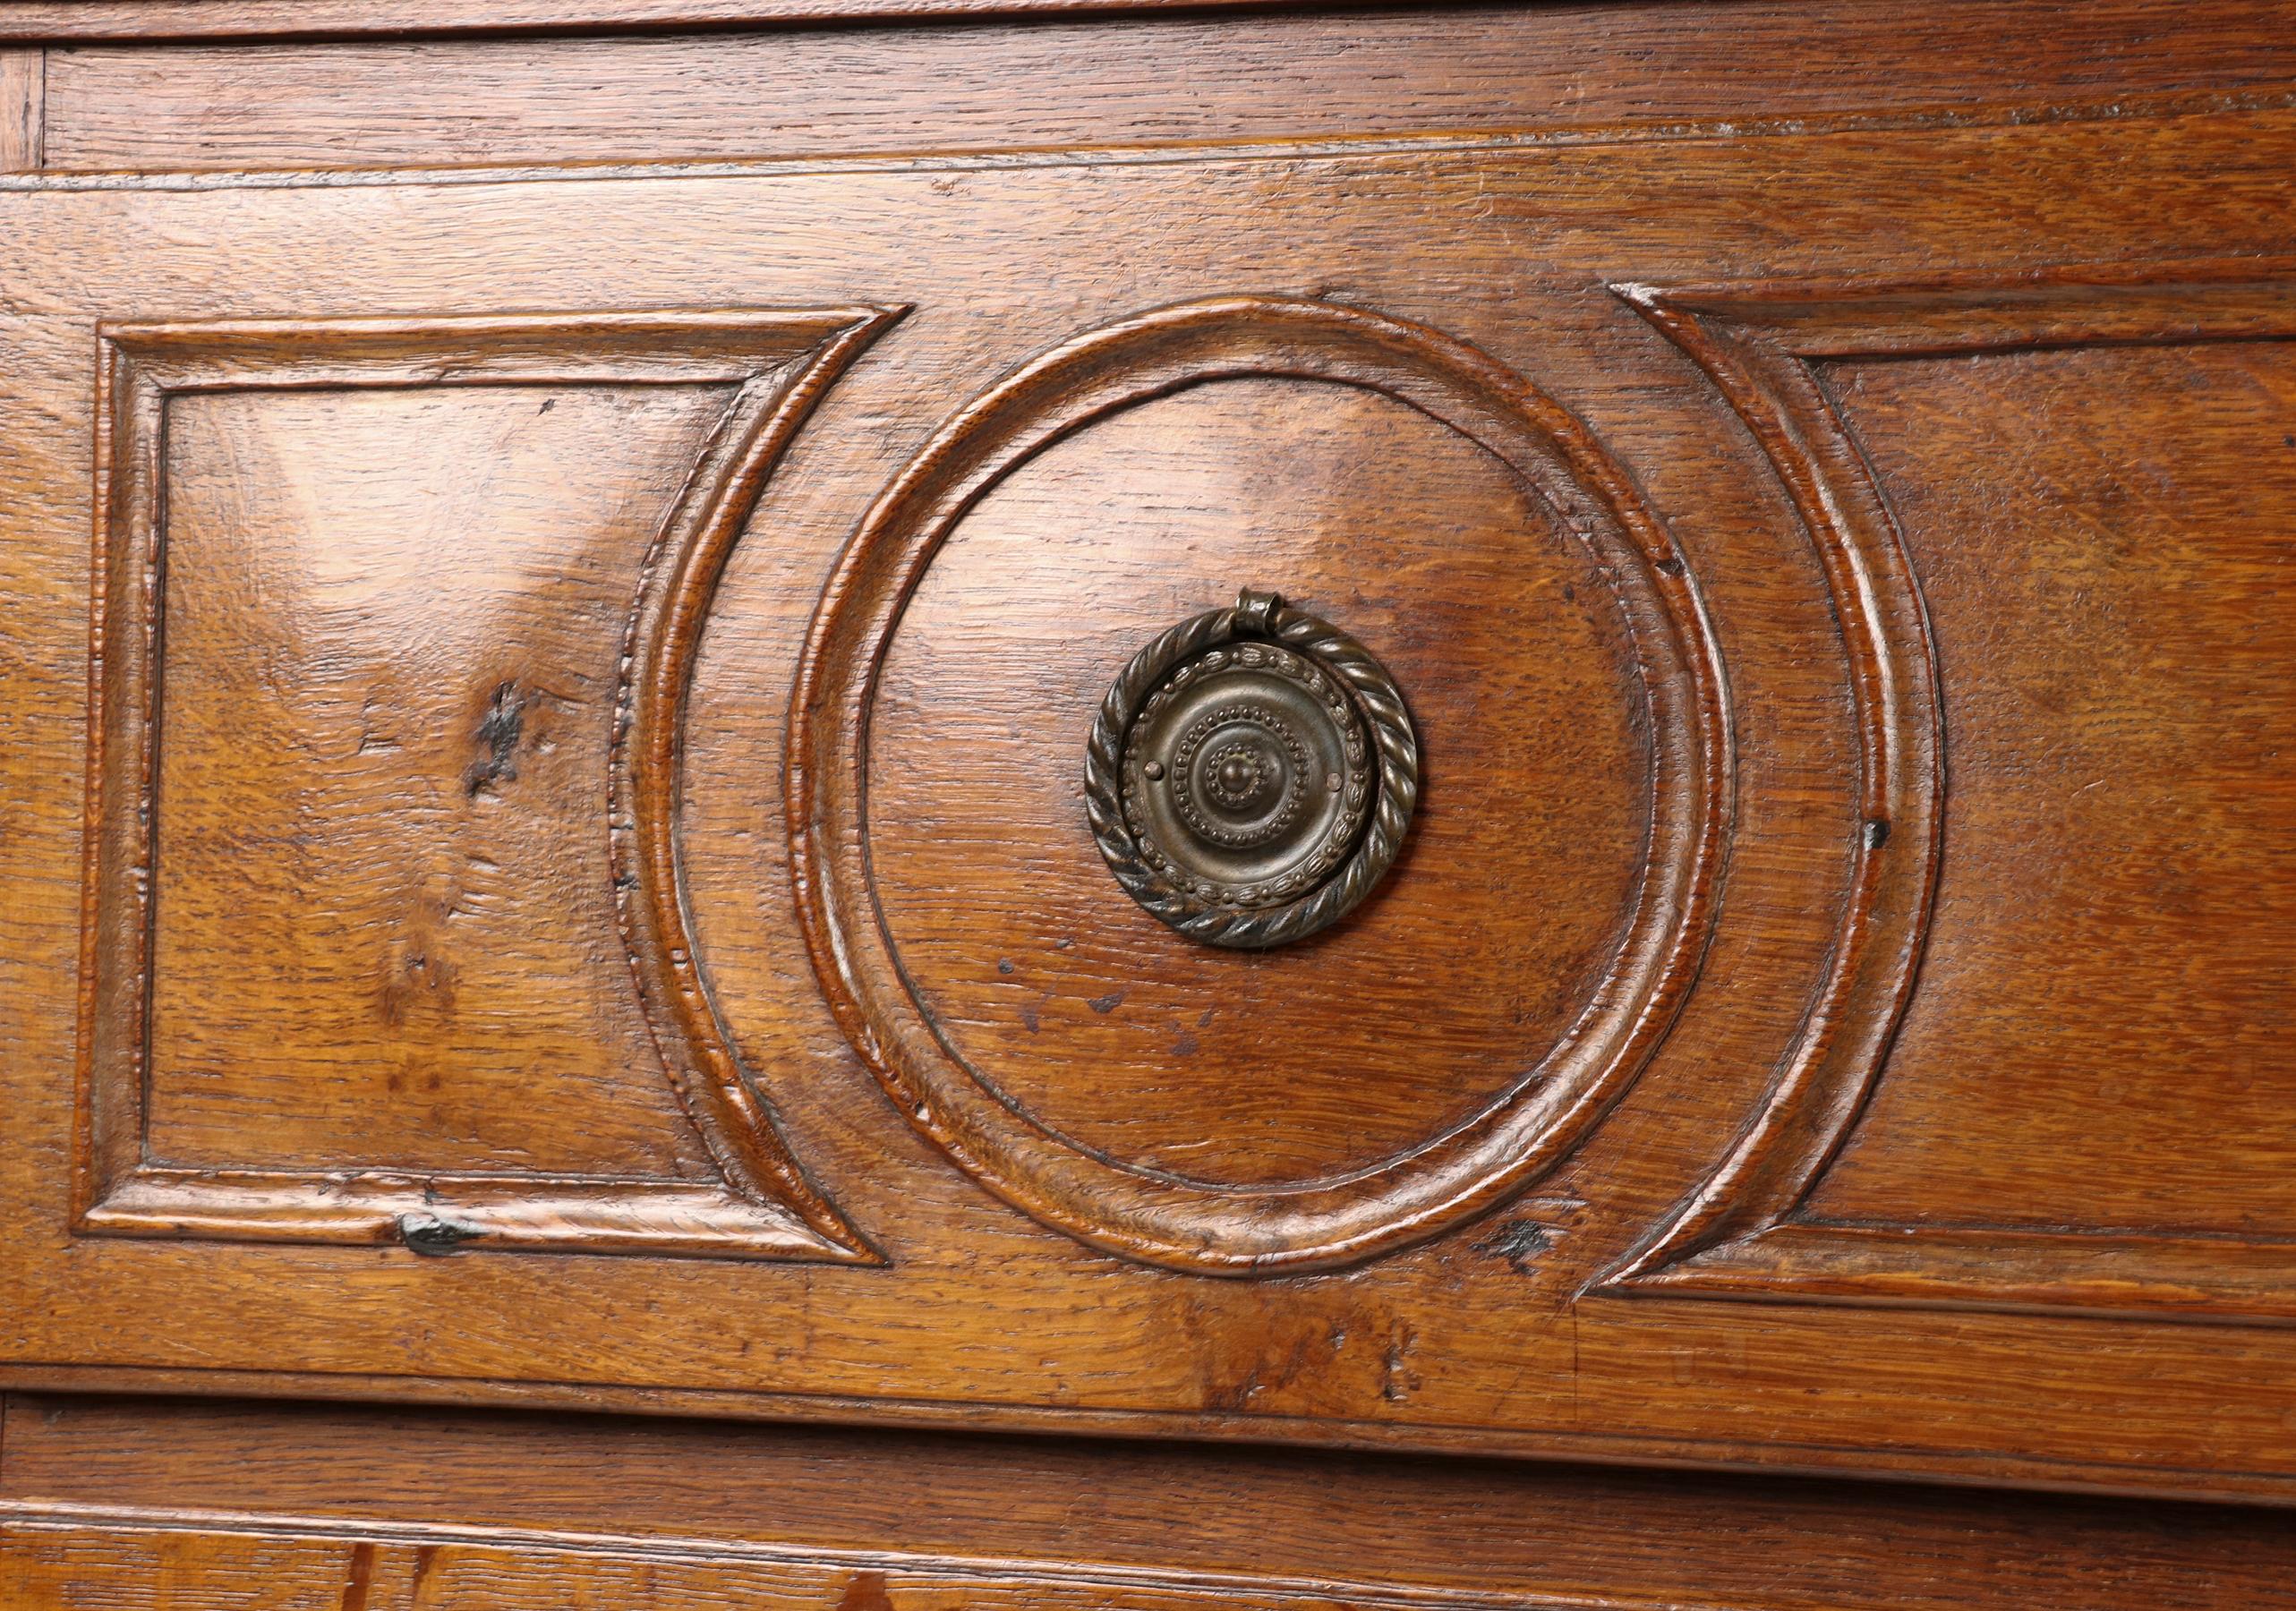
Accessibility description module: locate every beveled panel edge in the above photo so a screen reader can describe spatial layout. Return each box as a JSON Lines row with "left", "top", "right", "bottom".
{"left": 74, "top": 306, "right": 900, "bottom": 1263}
{"left": 788, "top": 294, "right": 1732, "bottom": 1276}
{"left": 1627, "top": 1219, "right": 2296, "bottom": 1325}
{"left": 1597, "top": 262, "right": 2296, "bottom": 1325}
{"left": 609, "top": 303, "right": 906, "bottom": 1265}
{"left": 78, "top": 1170, "right": 842, "bottom": 1259}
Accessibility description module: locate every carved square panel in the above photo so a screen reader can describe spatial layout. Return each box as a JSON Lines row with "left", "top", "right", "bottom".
{"left": 76, "top": 309, "right": 895, "bottom": 1260}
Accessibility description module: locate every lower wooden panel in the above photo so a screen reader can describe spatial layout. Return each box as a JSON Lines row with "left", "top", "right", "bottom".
{"left": 1, "top": 1394, "right": 2289, "bottom": 1611}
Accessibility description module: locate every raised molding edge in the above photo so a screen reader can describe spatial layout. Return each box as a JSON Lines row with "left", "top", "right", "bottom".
{"left": 1598, "top": 265, "right": 2296, "bottom": 1325}
{"left": 74, "top": 305, "right": 900, "bottom": 1262}
{"left": 609, "top": 304, "right": 904, "bottom": 1264}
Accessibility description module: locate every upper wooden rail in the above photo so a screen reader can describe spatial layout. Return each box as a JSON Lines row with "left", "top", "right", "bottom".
{"left": 0, "top": 0, "right": 1387, "bottom": 43}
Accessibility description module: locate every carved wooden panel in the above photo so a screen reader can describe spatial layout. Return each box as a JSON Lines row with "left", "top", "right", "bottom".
{"left": 1604, "top": 271, "right": 2296, "bottom": 1323}
{"left": 790, "top": 294, "right": 1727, "bottom": 1274}
{"left": 0, "top": 82, "right": 2291, "bottom": 1503}
{"left": 77, "top": 308, "right": 894, "bottom": 1260}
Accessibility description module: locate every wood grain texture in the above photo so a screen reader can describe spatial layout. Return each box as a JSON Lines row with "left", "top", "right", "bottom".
{"left": 920, "top": 389, "right": 1632, "bottom": 1176}
{"left": 9, "top": 1394, "right": 2296, "bottom": 1610}
{"left": 0, "top": 0, "right": 2293, "bottom": 1518}
{"left": 1816, "top": 336, "right": 2296, "bottom": 1237}
{"left": 0, "top": 0, "right": 1394, "bottom": 45}
{"left": 74, "top": 310, "right": 892, "bottom": 1261}
{"left": 1604, "top": 271, "right": 2296, "bottom": 1324}
{"left": 33, "top": 1, "right": 2296, "bottom": 175}
{"left": 0, "top": 1520, "right": 367, "bottom": 1609}
{"left": 788, "top": 294, "right": 1728, "bottom": 1274}
{"left": 0, "top": 50, "right": 38, "bottom": 171}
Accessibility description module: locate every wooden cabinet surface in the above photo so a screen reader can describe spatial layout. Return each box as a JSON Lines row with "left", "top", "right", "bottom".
{"left": 1, "top": 2, "right": 2293, "bottom": 1604}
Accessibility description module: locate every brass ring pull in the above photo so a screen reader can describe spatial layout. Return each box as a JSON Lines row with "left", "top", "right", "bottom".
{"left": 1085, "top": 589, "right": 1419, "bottom": 950}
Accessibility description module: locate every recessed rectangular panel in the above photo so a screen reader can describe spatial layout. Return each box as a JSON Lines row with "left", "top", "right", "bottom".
{"left": 1805, "top": 339, "right": 2296, "bottom": 1237}
{"left": 148, "top": 381, "right": 728, "bottom": 1175}
{"left": 66, "top": 309, "right": 896, "bottom": 1261}
{"left": 1602, "top": 277, "right": 2296, "bottom": 1328}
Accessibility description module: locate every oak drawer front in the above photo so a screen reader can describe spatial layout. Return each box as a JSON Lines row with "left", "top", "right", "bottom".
{"left": 0, "top": 104, "right": 2292, "bottom": 1503}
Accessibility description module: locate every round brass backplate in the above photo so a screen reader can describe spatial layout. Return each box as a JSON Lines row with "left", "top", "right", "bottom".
{"left": 1086, "top": 589, "right": 1418, "bottom": 949}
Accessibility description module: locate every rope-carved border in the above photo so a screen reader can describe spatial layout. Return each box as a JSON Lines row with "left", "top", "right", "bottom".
{"left": 1084, "top": 589, "right": 1418, "bottom": 949}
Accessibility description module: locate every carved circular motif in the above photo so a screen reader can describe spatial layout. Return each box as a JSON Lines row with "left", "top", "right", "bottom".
{"left": 1095, "top": 590, "right": 1406, "bottom": 941}
{"left": 787, "top": 295, "right": 1731, "bottom": 1275}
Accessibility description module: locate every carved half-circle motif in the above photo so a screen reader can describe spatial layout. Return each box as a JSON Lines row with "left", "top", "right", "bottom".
{"left": 607, "top": 304, "right": 905, "bottom": 1264}
{"left": 789, "top": 296, "right": 1731, "bottom": 1275}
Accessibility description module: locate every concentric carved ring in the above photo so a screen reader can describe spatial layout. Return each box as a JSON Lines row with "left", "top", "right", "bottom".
{"left": 789, "top": 294, "right": 1730, "bottom": 1275}
{"left": 1088, "top": 588, "right": 1414, "bottom": 946}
